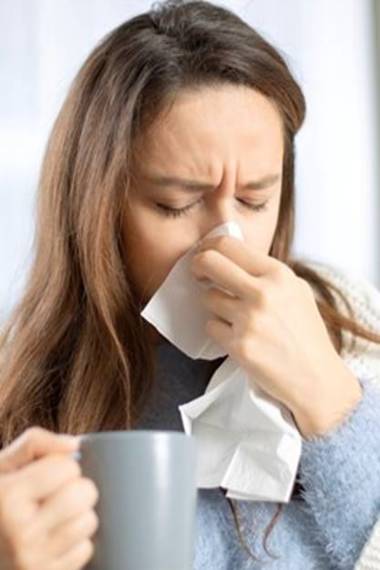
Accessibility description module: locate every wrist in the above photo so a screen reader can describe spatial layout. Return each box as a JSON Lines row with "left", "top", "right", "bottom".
{"left": 290, "top": 366, "right": 363, "bottom": 440}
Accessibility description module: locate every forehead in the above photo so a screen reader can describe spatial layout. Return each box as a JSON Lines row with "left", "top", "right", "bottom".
{"left": 134, "top": 85, "right": 284, "bottom": 175}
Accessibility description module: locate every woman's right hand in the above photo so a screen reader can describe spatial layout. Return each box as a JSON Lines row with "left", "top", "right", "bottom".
{"left": 0, "top": 426, "right": 99, "bottom": 570}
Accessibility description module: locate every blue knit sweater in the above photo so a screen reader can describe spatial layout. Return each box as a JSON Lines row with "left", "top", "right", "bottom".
{"left": 135, "top": 338, "right": 380, "bottom": 570}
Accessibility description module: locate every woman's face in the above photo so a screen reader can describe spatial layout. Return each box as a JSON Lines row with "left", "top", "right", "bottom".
{"left": 123, "top": 84, "right": 284, "bottom": 310}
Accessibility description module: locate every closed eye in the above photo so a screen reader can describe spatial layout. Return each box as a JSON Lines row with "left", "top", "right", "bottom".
{"left": 155, "top": 198, "right": 269, "bottom": 218}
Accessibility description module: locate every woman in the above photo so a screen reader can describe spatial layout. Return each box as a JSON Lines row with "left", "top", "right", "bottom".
{"left": 0, "top": 0, "right": 379, "bottom": 568}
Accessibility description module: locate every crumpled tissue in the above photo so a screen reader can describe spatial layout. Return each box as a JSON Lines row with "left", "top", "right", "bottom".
{"left": 141, "top": 221, "right": 302, "bottom": 502}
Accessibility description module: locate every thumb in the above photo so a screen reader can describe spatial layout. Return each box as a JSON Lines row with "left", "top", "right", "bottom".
{"left": 0, "top": 427, "right": 81, "bottom": 474}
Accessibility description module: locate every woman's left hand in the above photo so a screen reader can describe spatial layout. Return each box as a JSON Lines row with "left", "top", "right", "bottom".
{"left": 191, "top": 235, "right": 363, "bottom": 439}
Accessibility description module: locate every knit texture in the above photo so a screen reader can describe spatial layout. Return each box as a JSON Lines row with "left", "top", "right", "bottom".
{"left": 306, "top": 260, "right": 380, "bottom": 570}
{"left": 136, "top": 260, "right": 380, "bottom": 569}
{"left": 355, "top": 520, "right": 380, "bottom": 570}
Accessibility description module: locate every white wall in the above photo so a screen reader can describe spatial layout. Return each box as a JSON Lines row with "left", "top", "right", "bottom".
{"left": 1, "top": 0, "right": 379, "bottom": 323}
{"left": 235, "top": 0, "right": 379, "bottom": 283}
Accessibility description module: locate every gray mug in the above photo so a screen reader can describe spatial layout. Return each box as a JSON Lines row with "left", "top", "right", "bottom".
{"left": 78, "top": 430, "right": 198, "bottom": 570}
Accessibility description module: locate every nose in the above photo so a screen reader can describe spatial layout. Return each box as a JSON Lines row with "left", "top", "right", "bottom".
{"left": 198, "top": 186, "right": 237, "bottom": 237}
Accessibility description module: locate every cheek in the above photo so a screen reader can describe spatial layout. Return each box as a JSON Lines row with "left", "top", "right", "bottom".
{"left": 122, "top": 201, "right": 193, "bottom": 301}
{"left": 242, "top": 208, "right": 279, "bottom": 253}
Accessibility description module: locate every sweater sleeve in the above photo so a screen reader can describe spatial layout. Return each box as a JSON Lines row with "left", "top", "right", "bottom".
{"left": 297, "top": 357, "right": 380, "bottom": 570}
{"left": 300, "top": 262, "right": 380, "bottom": 569}
{"left": 355, "top": 518, "right": 380, "bottom": 570}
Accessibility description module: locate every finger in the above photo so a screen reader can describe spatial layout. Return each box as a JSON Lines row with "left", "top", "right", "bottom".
{"left": 48, "top": 510, "right": 99, "bottom": 558}
{"left": 0, "top": 427, "right": 80, "bottom": 473}
{"left": 195, "top": 236, "right": 276, "bottom": 277}
{"left": 192, "top": 249, "right": 257, "bottom": 299}
{"left": 206, "top": 317, "right": 231, "bottom": 348}
{"left": 202, "top": 287, "right": 238, "bottom": 324}
{"left": 14, "top": 453, "right": 82, "bottom": 502}
{"left": 50, "top": 539, "right": 94, "bottom": 570}
{"left": 37, "top": 477, "right": 99, "bottom": 532}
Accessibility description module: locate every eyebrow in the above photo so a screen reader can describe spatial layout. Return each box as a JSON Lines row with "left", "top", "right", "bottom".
{"left": 145, "top": 173, "right": 281, "bottom": 192}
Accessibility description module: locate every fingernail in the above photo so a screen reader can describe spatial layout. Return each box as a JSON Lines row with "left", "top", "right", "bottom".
{"left": 59, "top": 434, "right": 81, "bottom": 446}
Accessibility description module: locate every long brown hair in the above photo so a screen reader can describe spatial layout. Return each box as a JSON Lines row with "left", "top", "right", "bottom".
{"left": 1, "top": 0, "right": 379, "bottom": 562}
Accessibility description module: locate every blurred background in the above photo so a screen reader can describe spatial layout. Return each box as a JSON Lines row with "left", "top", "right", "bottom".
{"left": 1, "top": 0, "right": 379, "bottom": 324}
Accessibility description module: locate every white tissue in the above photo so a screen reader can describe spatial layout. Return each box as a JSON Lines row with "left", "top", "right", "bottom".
{"left": 140, "top": 220, "right": 302, "bottom": 502}
{"left": 141, "top": 221, "right": 244, "bottom": 360}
